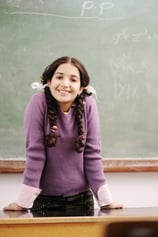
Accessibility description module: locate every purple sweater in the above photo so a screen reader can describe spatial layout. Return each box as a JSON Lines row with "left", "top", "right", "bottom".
{"left": 23, "top": 92, "right": 106, "bottom": 200}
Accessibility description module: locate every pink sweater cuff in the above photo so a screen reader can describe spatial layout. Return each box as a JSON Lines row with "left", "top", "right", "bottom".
{"left": 16, "top": 184, "right": 41, "bottom": 209}
{"left": 97, "top": 183, "right": 113, "bottom": 207}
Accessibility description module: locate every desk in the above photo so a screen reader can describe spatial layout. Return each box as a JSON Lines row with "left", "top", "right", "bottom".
{"left": 0, "top": 208, "right": 158, "bottom": 237}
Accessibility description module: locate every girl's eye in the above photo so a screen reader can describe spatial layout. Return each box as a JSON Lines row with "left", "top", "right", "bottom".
{"left": 71, "top": 77, "right": 77, "bottom": 82}
{"left": 56, "top": 76, "right": 62, "bottom": 80}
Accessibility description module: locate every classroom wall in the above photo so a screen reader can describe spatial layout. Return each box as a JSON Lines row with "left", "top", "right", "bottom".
{"left": 1, "top": 172, "right": 158, "bottom": 210}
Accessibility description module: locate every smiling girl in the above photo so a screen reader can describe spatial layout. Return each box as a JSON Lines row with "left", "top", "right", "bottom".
{"left": 4, "top": 56, "right": 122, "bottom": 215}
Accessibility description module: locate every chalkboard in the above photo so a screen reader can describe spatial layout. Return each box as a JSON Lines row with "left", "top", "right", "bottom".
{"left": 0, "top": 0, "right": 158, "bottom": 159}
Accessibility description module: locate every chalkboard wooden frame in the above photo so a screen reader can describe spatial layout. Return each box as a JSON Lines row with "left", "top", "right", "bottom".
{"left": 1, "top": 159, "right": 158, "bottom": 173}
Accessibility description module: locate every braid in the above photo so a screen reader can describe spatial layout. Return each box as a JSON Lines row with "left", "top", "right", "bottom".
{"left": 74, "top": 90, "right": 90, "bottom": 153}
{"left": 44, "top": 87, "right": 58, "bottom": 147}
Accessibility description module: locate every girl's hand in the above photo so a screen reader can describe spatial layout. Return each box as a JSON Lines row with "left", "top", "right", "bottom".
{"left": 101, "top": 201, "right": 123, "bottom": 210}
{"left": 3, "top": 202, "right": 27, "bottom": 211}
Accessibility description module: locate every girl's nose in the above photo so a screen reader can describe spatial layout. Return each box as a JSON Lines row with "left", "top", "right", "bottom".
{"left": 61, "top": 78, "right": 69, "bottom": 87}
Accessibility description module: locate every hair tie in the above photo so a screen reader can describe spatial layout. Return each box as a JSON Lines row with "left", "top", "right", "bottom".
{"left": 51, "top": 125, "right": 58, "bottom": 133}
{"left": 31, "top": 82, "right": 48, "bottom": 91}
{"left": 85, "top": 85, "right": 97, "bottom": 98}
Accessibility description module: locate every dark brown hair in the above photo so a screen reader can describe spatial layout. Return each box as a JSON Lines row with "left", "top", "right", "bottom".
{"left": 41, "top": 56, "right": 91, "bottom": 153}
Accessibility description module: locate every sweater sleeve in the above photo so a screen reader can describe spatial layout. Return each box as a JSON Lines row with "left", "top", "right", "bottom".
{"left": 97, "top": 183, "right": 113, "bottom": 207}
{"left": 16, "top": 184, "right": 41, "bottom": 208}
{"left": 84, "top": 97, "right": 113, "bottom": 206}
{"left": 23, "top": 92, "right": 47, "bottom": 190}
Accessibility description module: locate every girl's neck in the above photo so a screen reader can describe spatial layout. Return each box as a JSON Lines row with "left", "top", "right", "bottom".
{"left": 58, "top": 102, "right": 72, "bottom": 114}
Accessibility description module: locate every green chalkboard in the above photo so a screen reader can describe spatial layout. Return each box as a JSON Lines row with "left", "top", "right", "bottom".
{"left": 0, "top": 0, "right": 158, "bottom": 159}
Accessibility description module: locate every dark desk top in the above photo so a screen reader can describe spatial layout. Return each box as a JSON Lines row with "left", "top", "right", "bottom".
{"left": 1, "top": 207, "right": 158, "bottom": 220}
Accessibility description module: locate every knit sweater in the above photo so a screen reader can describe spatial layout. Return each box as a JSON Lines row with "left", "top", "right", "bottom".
{"left": 17, "top": 92, "right": 113, "bottom": 208}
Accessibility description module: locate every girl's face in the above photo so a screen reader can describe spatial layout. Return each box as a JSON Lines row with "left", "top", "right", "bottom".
{"left": 48, "top": 63, "right": 83, "bottom": 112}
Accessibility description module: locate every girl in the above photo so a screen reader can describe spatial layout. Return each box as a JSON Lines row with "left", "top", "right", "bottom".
{"left": 4, "top": 56, "right": 122, "bottom": 215}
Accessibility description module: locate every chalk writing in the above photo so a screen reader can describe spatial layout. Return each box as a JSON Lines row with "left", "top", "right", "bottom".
{"left": 113, "top": 80, "right": 138, "bottom": 99}
{"left": 110, "top": 54, "right": 145, "bottom": 74}
{"left": 114, "top": 28, "right": 158, "bottom": 44}
{"left": 113, "top": 79, "right": 158, "bottom": 99}
{"left": 110, "top": 54, "right": 158, "bottom": 75}
{"left": 5, "top": 0, "right": 124, "bottom": 20}
{"left": 80, "top": 1, "right": 125, "bottom": 20}
{"left": 7, "top": 10, "right": 124, "bottom": 21}
{"left": 81, "top": 1, "right": 114, "bottom": 16}
{"left": 109, "top": 54, "right": 158, "bottom": 99}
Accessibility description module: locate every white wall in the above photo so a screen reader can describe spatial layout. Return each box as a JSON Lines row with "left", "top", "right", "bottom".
{"left": 1, "top": 172, "right": 158, "bottom": 210}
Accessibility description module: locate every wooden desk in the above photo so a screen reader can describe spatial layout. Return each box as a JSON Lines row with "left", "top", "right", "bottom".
{"left": 0, "top": 208, "right": 158, "bottom": 237}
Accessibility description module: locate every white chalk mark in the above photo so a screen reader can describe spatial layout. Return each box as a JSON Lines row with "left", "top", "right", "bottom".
{"left": 81, "top": 1, "right": 95, "bottom": 17}
{"left": 99, "top": 2, "right": 114, "bottom": 15}
{"left": 7, "top": 11, "right": 125, "bottom": 21}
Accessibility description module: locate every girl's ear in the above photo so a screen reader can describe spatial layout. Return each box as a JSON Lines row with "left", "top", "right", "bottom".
{"left": 47, "top": 80, "right": 51, "bottom": 86}
{"left": 79, "top": 87, "right": 84, "bottom": 95}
